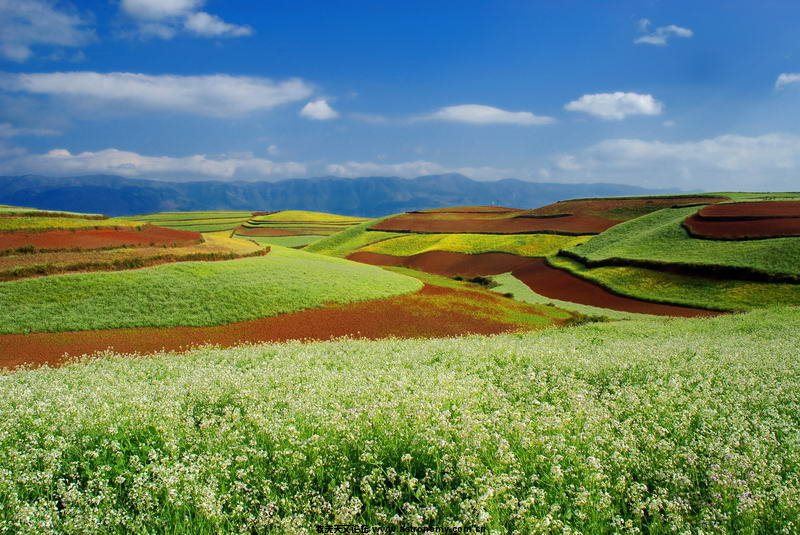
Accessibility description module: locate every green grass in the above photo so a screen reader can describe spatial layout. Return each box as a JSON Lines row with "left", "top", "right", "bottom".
{"left": 549, "top": 255, "right": 800, "bottom": 312}
{"left": 0, "top": 307, "right": 798, "bottom": 533}
{"left": 0, "top": 246, "right": 422, "bottom": 334}
{"left": 304, "top": 216, "right": 404, "bottom": 257}
{"left": 249, "top": 210, "right": 367, "bottom": 223}
{"left": 0, "top": 206, "right": 105, "bottom": 218}
{"left": 490, "top": 272, "right": 656, "bottom": 320}
{"left": 358, "top": 232, "right": 590, "bottom": 257}
{"left": 0, "top": 216, "right": 137, "bottom": 232}
{"left": 118, "top": 212, "right": 254, "bottom": 232}
{"left": 235, "top": 235, "right": 325, "bottom": 247}
{"left": 568, "top": 206, "right": 800, "bottom": 277}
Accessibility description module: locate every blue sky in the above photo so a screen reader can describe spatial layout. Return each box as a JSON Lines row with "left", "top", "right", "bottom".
{"left": 0, "top": 0, "right": 799, "bottom": 190}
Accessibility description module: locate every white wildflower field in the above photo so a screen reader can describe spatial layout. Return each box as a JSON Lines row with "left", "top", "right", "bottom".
{"left": 0, "top": 308, "right": 798, "bottom": 534}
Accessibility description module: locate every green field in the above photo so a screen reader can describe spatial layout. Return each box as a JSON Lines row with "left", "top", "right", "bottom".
{"left": 0, "top": 216, "right": 138, "bottom": 232}
{"left": 357, "top": 232, "right": 590, "bottom": 257}
{"left": 119, "top": 212, "right": 254, "bottom": 232}
{"left": 0, "top": 246, "right": 422, "bottom": 334}
{"left": 304, "top": 217, "right": 404, "bottom": 256}
{"left": 549, "top": 255, "right": 800, "bottom": 312}
{"left": 0, "top": 307, "right": 797, "bottom": 533}
{"left": 567, "top": 205, "right": 800, "bottom": 277}
{"left": 248, "top": 210, "right": 367, "bottom": 223}
{"left": 239, "top": 235, "right": 326, "bottom": 247}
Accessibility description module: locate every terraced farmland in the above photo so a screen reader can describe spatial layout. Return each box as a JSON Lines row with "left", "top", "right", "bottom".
{"left": 119, "top": 211, "right": 255, "bottom": 232}
{"left": 233, "top": 210, "right": 369, "bottom": 247}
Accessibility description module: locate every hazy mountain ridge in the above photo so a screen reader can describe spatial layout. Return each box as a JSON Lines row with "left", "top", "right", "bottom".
{"left": 0, "top": 174, "right": 676, "bottom": 216}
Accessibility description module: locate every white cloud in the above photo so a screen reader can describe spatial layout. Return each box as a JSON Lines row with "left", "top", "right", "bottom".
{"left": 551, "top": 133, "right": 800, "bottom": 190}
{"left": 0, "top": 122, "right": 59, "bottom": 138}
{"left": 325, "top": 160, "right": 533, "bottom": 181}
{"left": 266, "top": 144, "right": 280, "bottom": 156}
{"left": 300, "top": 99, "right": 339, "bottom": 120}
{"left": 776, "top": 73, "right": 800, "bottom": 89}
{"left": 120, "top": 0, "right": 252, "bottom": 40}
{"left": 422, "top": 104, "right": 554, "bottom": 125}
{"left": 564, "top": 92, "right": 663, "bottom": 120}
{"left": 662, "top": 120, "right": 677, "bottom": 128}
{"left": 0, "top": 0, "right": 95, "bottom": 62}
{"left": 121, "top": 0, "right": 201, "bottom": 20}
{"left": 0, "top": 147, "right": 308, "bottom": 180}
{"left": 634, "top": 20, "right": 693, "bottom": 46}
{"left": 184, "top": 12, "right": 253, "bottom": 37}
{"left": 0, "top": 72, "right": 314, "bottom": 118}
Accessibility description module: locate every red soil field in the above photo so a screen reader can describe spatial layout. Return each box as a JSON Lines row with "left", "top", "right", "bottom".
{"left": 417, "top": 206, "right": 523, "bottom": 214}
{"left": 0, "top": 226, "right": 201, "bottom": 252}
{"left": 696, "top": 201, "right": 800, "bottom": 219}
{"left": 347, "top": 251, "right": 534, "bottom": 277}
{"left": 683, "top": 213, "right": 800, "bottom": 240}
{"left": 511, "top": 258, "right": 721, "bottom": 318}
{"left": 0, "top": 284, "right": 560, "bottom": 369}
{"left": 530, "top": 196, "right": 730, "bottom": 220}
{"left": 370, "top": 213, "right": 616, "bottom": 234}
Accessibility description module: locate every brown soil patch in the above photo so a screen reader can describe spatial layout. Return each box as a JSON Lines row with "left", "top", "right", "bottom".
{"left": 0, "top": 226, "right": 201, "bottom": 252}
{"left": 684, "top": 213, "right": 800, "bottom": 240}
{"left": 370, "top": 214, "right": 615, "bottom": 234}
{"left": 511, "top": 258, "right": 721, "bottom": 317}
{"left": 530, "top": 196, "right": 731, "bottom": 221}
{"left": 0, "top": 284, "right": 556, "bottom": 369}
{"left": 697, "top": 201, "right": 800, "bottom": 219}
{"left": 417, "top": 206, "right": 523, "bottom": 214}
{"left": 347, "top": 251, "right": 534, "bottom": 277}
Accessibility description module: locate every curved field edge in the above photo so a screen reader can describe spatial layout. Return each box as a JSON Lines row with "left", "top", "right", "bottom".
{"left": 489, "top": 272, "right": 657, "bottom": 320}
{"left": 304, "top": 216, "right": 404, "bottom": 257}
{"left": 550, "top": 255, "right": 800, "bottom": 312}
{"left": 0, "top": 308, "right": 798, "bottom": 533}
{"left": 567, "top": 206, "right": 800, "bottom": 279}
{"left": 355, "top": 232, "right": 590, "bottom": 257}
{"left": 0, "top": 246, "right": 423, "bottom": 334}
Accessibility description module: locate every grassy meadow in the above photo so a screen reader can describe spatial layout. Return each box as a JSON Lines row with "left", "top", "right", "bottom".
{"left": 357, "top": 232, "right": 590, "bottom": 257}
{"left": 568, "top": 206, "right": 800, "bottom": 277}
{"left": 0, "top": 246, "right": 422, "bottom": 334}
{"left": 0, "top": 308, "right": 798, "bottom": 533}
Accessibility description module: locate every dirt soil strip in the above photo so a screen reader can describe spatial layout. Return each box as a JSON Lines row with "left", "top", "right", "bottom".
{"left": 347, "top": 251, "right": 534, "bottom": 277}
{"left": 697, "top": 201, "right": 800, "bottom": 219}
{"left": 511, "top": 258, "right": 721, "bottom": 318}
{"left": 0, "top": 226, "right": 201, "bottom": 252}
{"left": 0, "top": 284, "right": 553, "bottom": 369}
{"left": 684, "top": 214, "right": 800, "bottom": 240}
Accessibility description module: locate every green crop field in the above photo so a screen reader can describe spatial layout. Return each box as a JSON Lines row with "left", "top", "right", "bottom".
{"left": 0, "top": 216, "right": 138, "bottom": 232}
{"left": 0, "top": 307, "right": 797, "bottom": 533}
{"left": 304, "top": 217, "right": 404, "bottom": 257}
{"left": 119, "top": 212, "right": 255, "bottom": 232}
{"left": 567, "top": 205, "right": 800, "bottom": 277}
{"left": 0, "top": 246, "right": 422, "bottom": 334}
{"left": 548, "top": 255, "right": 800, "bottom": 312}
{"left": 357, "top": 232, "right": 590, "bottom": 257}
{"left": 0, "top": 205, "right": 105, "bottom": 218}
{"left": 240, "top": 235, "right": 326, "bottom": 247}
{"left": 249, "top": 210, "right": 367, "bottom": 223}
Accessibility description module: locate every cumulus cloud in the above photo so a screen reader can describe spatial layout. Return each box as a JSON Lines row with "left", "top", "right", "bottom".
{"left": 551, "top": 133, "right": 800, "bottom": 190}
{"left": 184, "top": 12, "right": 253, "bottom": 37}
{"left": 120, "top": 0, "right": 252, "bottom": 40}
{"left": 421, "top": 104, "right": 554, "bottom": 125}
{"left": 300, "top": 99, "right": 339, "bottom": 120}
{"left": 634, "top": 19, "right": 693, "bottom": 46}
{"left": 0, "top": 147, "right": 308, "bottom": 180}
{"left": 776, "top": 73, "right": 800, "bottom": 89}
{"left": 564, "top": 92, "right": 663, "bottom": 120}
{"left": 0, "top": 72, "right": 314, "bottom": 117}
{"left": 0, "top": 0, "right": 95, "bottom": 62}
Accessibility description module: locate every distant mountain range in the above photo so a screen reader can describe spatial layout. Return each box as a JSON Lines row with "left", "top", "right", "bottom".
{"left": 0, "top": 174, "right": 679, "bottom": 217}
